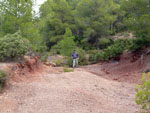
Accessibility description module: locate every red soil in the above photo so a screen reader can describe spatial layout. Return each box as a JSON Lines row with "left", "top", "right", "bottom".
{"left": 83, "top": 49, "right": 150, "bottom": 84}
{"left": 7, "top": 56, "right": 58, "bottom": 82}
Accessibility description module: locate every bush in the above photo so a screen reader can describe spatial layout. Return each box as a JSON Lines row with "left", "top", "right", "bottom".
{"left": 89, "top": 50, "right": 103, "bottom": 63}
{"left": 94, "top": 52, "right": 104, "bottom": 63}
{"left": 76, "top": 48, "right": 88, "bottom": 65}
{"left": 102, "top": 42, "right": 124, "bottom": 60}
{"left": 102, "top": 39, "right": 134, "bottom": 60}
{"left": 89, "top": 50, "right": 99, "bottom": 62}
{"left": 66, "top": 57, "right": 73, "bottom": 67}
{"left": 130, "top": 34, "right": 150, "bottom": 51}
{"left": 89, "top": 39, "right": 134, "bottom": 63}
{"left": 0, "top": 70, "right": 7, "bottom": 91}
{"left": 0, "top": 32, "right": 30, "bottom": 61}
{"left": 99, "top": 38, "right": 113, "bottom": 49}
{"left": 135, "top": 73, "right": 150, "bottom": 113}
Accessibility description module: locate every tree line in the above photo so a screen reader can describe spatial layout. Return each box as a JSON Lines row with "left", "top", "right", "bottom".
{"left": 0, "top": 0, "right": 150, "bottom": 51}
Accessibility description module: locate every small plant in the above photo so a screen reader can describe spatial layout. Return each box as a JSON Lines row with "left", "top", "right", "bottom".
{"left": 0, "top": 70, "right": 7, "bottom": 91}
{"left": 63, "top": 67, "right": 74, "bottom": 72}
{"left": 135, "top": 73, "right": 150, "bottom": 113}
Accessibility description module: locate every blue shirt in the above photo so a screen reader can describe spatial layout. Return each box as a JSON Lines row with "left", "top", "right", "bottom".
{"left": 72, "top": 52, "right": 79, "bottom": 59}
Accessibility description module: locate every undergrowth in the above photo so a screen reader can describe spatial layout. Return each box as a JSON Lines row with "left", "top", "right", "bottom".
{"left": 0, "top": 70, "right": 8, "bottom": 91}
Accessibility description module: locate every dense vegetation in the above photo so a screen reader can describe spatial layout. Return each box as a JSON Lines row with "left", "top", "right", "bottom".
{"left": 0, "top": 0, "right": 150, "bottom": 62}
{"left": 89, "top": 39, "right": 134, "bottom": 63}
{"left": 0, "top": 0, "right": 149, "bottom": 63}
{"left": 0, "top": 0, "right": 148, "bottom": 51}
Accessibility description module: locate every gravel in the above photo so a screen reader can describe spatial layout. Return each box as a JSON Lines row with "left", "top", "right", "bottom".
{"left": 0, "top": 70, "right": 140, "bottom": 113}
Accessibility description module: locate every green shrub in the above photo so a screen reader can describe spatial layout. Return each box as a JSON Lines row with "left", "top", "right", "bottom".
{"left": 130, "top": 35, "right": 150, "bottom": 51}
{"left": 66, "top": 57, "right": 73, "bottom": 67}
{"left": 0, "top": 32, "right": 30, "bottom": 61}
{"left": 99, "top": 38, "right": 113, "bottom": 49}
{"left": 89, "top": 39, "right": 134, "bottom": 63}
{"left": 89, "top": 50, "right": 99, "bottom": 62}
{"left": 89, "top": 50, "right": 103, "bottom": 63}
{"left": 0, "top": 70, "right": 7, "bottom": 90}
{"left": 135, "top": 73, "right": 150, "bottom": 113}
{"left": 94, "top": 52, "right": 104, "bottom": 63}
{"left": 103, "top": 43, "right": 124, "bottom": 60}
{"left": 76, "top": 48, "right": 88, "bottom": 65}
{"left": 102, "top": 39, "right": 134, "bottom": 60}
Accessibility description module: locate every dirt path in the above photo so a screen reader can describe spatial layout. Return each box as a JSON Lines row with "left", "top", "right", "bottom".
{"left": 0, "top": 69, "right": 140, "bottom": 113}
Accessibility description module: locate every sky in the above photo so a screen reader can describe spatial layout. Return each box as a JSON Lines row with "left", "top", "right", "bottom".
{"left": 33, "top": 0, "right": 46, "bottom": 13}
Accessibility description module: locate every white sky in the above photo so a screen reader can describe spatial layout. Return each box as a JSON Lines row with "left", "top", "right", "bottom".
{"left": 33, "top": 0, "right": 47, "bottom": 13}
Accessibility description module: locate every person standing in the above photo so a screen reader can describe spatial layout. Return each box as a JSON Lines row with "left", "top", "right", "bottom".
{"left": 72, "top": 50, "right": 79, "bottom": 68}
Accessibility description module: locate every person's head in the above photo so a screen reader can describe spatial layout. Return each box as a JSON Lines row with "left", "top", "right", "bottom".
{"left": 74, "top": 50, "right": 76, "bottom": 52}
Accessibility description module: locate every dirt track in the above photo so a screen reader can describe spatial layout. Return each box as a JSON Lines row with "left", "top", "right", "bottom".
{"left": 0, "top": 68, "right": 140, "bottom": 113}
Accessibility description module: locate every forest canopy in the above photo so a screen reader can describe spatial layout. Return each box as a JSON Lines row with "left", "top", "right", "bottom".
{"left": 0, "top": 0, "right": 150, "bottom": 55}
